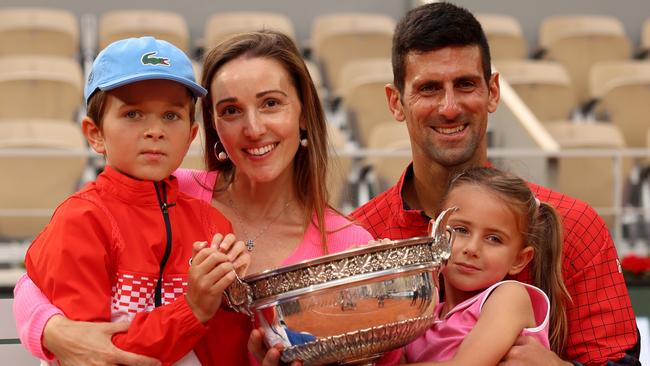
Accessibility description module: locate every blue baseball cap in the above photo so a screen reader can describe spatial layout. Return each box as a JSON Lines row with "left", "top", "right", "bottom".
{"left": 84, "top": 36, "right": 206, "bottom": 104}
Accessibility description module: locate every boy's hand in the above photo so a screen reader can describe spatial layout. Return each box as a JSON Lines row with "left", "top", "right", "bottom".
{"left": 186, "top": 234, "right": 237, "bottom": 323}
{"left": 212, "top": 233, "right": 250, "bottom": 277}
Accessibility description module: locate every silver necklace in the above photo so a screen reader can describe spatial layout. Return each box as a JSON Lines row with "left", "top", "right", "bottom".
{"left": 227, "top": 198, "right": 292, "bottom": 251}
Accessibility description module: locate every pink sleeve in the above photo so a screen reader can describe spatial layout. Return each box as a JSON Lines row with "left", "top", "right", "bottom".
{"left": 174, "top": 168, "right": 217, "bottom": 203}
{"left": 13, "top": 274, "right": 62, "bottom": 360}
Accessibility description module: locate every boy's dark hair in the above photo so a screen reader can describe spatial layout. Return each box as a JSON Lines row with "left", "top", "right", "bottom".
{"left": 392, "top": 2, "right": 492, "bottom": 93}
{"left": 86, "top": 90, "right": 197, "bottom": 129}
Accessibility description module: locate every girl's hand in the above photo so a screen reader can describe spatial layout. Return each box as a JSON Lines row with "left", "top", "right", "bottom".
{"left": 366, "top": 238, "right": 392, "bottom": 246}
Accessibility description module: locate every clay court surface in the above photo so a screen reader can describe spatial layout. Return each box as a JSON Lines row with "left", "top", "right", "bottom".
{"left": 283, "top": 297, "right": 433, "bottom": 336}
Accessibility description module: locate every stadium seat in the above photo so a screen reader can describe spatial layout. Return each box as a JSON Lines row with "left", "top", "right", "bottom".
{"left": 537, "top": 15, "right": 631, "bottom": 105}
{"left": 179, "top": 116, "right": 205, "bottom": 170}
{"left": 589, "top": 61, "right": 650, "bottom": 148}
{"left": 99, "top": 10, "right": 190, "bottom": 52}
{"left": 638, "top": 18, "right": 650, "bottom": 58}
{"left": 203, "top": 12, "right": 296, "bottom": 49}
{"left": 496, "top": 60, "right": 577, "bottom": 122}
{"left": 545, "top": 121, "right": 626, "bottom": 227}
{"left": 305, "top": 60, "right": 325, "bottom": 100}
{"left": 0, "top": 7, "right": 79, "bottom": 58}
{"left": 326, "top": 123, "right": 353, "bottom": 208}
{"left": 0, "top": 56, "right": 83, "bottom": 120}
{"left": 0, "top": 120, "right": 87, "bottom": 240}
{"left": 337, "top": 58, "right": 393, "bottom": 146}
{"left": 476, "top": 13, "right": 528, "bottom": 62}
{"left": 366, "top": 122, "right": 411, "bottom": 191}
{"left": 311, "top": 13, "right": 395, "bottom": 92}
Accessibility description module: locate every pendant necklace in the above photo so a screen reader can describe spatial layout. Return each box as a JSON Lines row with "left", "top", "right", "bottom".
{"left": 227, "top": 197, "right": 292, "bottom": 251}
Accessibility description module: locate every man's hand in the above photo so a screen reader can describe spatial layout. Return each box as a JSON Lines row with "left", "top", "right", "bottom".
{"left": 43, "top": 315, "right": 160, "bottom": 366}
{"left": 498, "top": 335, "right": 572, "bottom": 366}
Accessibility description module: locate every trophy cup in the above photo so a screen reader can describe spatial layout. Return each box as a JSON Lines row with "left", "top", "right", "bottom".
{"left": 225, "top": 207, "right": 457, "bottom": 365}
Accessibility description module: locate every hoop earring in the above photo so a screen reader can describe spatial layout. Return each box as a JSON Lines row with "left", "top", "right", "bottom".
{"left": 214, "top": 141, "right": 229, "bottom": 162}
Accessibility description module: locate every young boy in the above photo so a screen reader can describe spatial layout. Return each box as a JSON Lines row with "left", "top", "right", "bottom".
{"left": 24, "top": 36, "right": 250, "bottom": 365}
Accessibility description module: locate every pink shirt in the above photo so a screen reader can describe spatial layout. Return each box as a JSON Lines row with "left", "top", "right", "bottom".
{"left": 405, "top": 280, "right": 550, "bottom": 363}
{"left": 15, "top": 168, "right": 373, "bottom": 361}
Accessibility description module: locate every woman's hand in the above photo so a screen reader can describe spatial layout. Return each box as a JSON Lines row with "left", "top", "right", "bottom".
{"left": 248, "top": 328, "right": 303, "bottom": 366}
{"left": 43, "top": 315, "right": 160, "bottom": 366}
{"left": 213, "top": 233, "right": 250, "bottom": 277}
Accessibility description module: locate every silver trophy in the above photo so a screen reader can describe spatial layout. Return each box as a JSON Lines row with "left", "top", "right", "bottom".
{"left": 225, "top": 207, "right": 457, "bottom": 365}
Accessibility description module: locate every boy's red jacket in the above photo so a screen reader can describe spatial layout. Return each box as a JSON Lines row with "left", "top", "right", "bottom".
{"left": 25, "top": 166, "right": 250, "bottom": 365}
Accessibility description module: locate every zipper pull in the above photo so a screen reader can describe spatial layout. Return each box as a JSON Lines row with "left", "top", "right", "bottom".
{"left": 161, "top": 202, "right": 176, "bottom": 214}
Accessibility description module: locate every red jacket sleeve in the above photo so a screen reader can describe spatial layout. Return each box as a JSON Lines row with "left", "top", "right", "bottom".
{"left": 25, "top": 197, "right": 207, "bottom": 365}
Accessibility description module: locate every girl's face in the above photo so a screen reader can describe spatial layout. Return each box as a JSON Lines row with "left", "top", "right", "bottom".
{"left": 210, "top": 56, "right": 303, "bottom": 184}
{"left": 84, "top": 79, "right": 197, "bottom": 181}
{"left": 442, "top": 184, "right": 533, "bottom": 298}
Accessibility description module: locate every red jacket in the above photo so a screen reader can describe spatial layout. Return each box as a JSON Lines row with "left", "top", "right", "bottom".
{"left": 25, "top": 166, "right": 250, "bottom": 365}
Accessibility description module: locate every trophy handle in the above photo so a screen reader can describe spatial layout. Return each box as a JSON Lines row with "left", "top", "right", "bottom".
{"left": 224, "top": 273, "right": 253, "bottom": 315}
{"left": 428, "top": 207, "right": 458, "bottom": 263}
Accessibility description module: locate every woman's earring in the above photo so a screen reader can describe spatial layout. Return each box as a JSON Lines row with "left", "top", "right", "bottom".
{"left": 299, "top": 129, "right": 308, "bottom": 147}
{"left": 214, "top": 141, "right": 229, "bottom": 162}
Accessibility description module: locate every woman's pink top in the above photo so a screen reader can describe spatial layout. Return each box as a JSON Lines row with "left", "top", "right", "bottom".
{"left": 14, "top": 168, "right": 373, "bottom": 360}
{"left": 405, "top": 280, "right": 550, "bottom": 363}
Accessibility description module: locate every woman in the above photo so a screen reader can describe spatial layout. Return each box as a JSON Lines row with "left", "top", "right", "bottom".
{"left": 14, "top": 31, "right": 372, "bottom": 366}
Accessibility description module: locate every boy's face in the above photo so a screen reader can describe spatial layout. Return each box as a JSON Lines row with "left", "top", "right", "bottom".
{"left": 84, "top": 79, "right": 198, "bottom": 181}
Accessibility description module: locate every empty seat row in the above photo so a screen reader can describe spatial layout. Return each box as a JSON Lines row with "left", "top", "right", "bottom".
{"left": 497, "top": 59, "right": 650, "bottom": 149}
{"left": 544, "top": 122, "right": 628, "bottom": 228}
{"left": 0, "top": 56, "right": 83, "bottom": 121}
{"left": 0, "top": 7, "right": 78, "bottom": 58}
{"left": 0, "top": 120, "right": 87, "bottom": 240}
{"left": 479, "top": 14, "right": 650, "bottom": 107}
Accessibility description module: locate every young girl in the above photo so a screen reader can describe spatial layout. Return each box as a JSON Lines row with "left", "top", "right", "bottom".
{"left": 403, "top": 167, "right": 570, "bottom": 365}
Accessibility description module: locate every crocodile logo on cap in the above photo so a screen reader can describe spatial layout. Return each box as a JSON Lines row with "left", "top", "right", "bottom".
{"left": 141, "top": 51, "right": 170, "bottom": 66}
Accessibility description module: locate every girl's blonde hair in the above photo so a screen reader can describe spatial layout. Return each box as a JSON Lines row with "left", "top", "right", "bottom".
{"left": 447, "top": 167, "right": 570, "bottom": 355}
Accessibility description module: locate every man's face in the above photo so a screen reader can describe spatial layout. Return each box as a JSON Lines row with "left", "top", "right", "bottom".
{"left": 387, "top": 45, "right": 500, "bottom": 170}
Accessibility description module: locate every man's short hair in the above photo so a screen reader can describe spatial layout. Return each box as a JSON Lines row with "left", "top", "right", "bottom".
{"left": 392, "top": 2, "right": 492, "bottom": 93}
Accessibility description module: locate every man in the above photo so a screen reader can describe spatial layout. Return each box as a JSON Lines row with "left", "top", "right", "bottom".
{"left": 351, "top": 2, "right": 639, "bottom": 365}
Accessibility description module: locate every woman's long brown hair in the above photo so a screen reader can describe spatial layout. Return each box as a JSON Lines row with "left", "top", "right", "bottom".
{"left": 200, "top": 31, "right": 331, "bottom": 251}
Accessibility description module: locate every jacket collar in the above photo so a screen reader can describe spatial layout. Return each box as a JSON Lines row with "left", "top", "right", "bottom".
{"left": 96, "top": 166, "right": 179, "bottom": 206}
{"left": 395, "top": 163, "right": 431, "bottom": 229}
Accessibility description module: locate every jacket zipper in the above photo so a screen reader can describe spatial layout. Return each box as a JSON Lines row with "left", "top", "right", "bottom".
{"left": 153, "top": 181, "right": 175, "bottom": 307}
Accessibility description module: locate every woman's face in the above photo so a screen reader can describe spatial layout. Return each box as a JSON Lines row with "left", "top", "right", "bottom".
{"left": 210, "top": 56, "right": 303, "bottom": 184}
